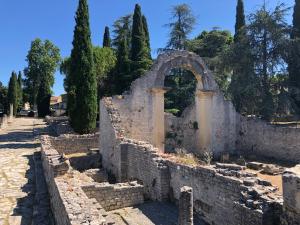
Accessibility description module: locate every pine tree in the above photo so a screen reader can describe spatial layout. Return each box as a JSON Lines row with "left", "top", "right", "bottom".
{"left": 7, "top": 72, "right": 18, "bottom": 116}
{"left": 69, "top": 0, "right": 97, "bottom": 134}
{"left": 234, "top": 0, "right": 246, "bottom": 42}
{"left": 288, "top": 0, "right": 300, "bottom": 112}
{"left": 142, "top": 15, "right": 151, "bottom": 60}
{"left": 103, "top": 26, "right": 111, "bottom": 47}
{"left": 17, "top": 71, "right": 23, "bottom": 110}
{"left": 131, "top": 4, "right": 152, "bottom": 79}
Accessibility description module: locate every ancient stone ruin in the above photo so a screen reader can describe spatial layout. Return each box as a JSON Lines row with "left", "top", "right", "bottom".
{"left": 40, "top": 50, "right": 300, "bottom": 225}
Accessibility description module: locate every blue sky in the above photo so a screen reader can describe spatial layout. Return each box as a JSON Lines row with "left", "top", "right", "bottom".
{"left": 0, "top": 0, "right": 294, "bottom": 96}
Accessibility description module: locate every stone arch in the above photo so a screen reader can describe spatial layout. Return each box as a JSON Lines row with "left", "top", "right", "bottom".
{"left": 148, "top": 50, "right": 217, "bottom": 153}
{"left": 151, "top": 50, "right": 218, "bottom": 91}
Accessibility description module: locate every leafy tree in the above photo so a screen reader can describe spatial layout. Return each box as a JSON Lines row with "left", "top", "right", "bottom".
{"left": 247, "top": 3, "right": 290, "bottom": 119}
{"left": 188, "top": 29, "right": 233, "bottom": 93}
{"left": 24, "top": 39, "right": 60, "bottom": 107}
{"left": 288, "top": 0, "right": 300, "bottom": 112}
{"left": 165, "top": 4, "right": 196, "bottom": 50}
{"left": 131, "top": 4, "right": 152, "bottom": 79}
{"left": 7, "top": 72, "right": 19, "bottom": 115}
{"left": 17, "top": 71, "right": 23, "bottom": 110}
{"left": 0, "top": 82, "right": 8, "bottom": 114}
{"left": 93, "top": 46, "right": 116, "bottom": 98}
{"left": 110, "top": 15, "right": 132, "bottom": 94}
{"left": 103, "top": 26, "right": 111, "bottom": 47}
{"left": 69, "top": 0, "right": 97, "bottom": 134}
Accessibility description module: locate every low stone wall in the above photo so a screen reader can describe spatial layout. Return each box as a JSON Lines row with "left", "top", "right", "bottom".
{"left": 45, "top": 116, "right": 73, "bottom": 136}
{"left": 40, "top": 135, "right": 106, "bottom": 225}
{"left": 0, "top": 114, "right": 8, "bottom": 129}
{"left": 237, "top": 116, "right": 300, "bottom": 163}
{"left": 82, "top": 181, "right": 144, "bottom": 211}
{"left": 50, "top": 134, "right": 99, "bottom": 155}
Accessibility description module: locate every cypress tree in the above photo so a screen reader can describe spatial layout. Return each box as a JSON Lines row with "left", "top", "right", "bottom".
{"left": 131, "top": 4, "right": 152, "bottom": 79}
{"left": 17, "top": 71, "right": 23, "bottom": 110}
{"left": 103, "top": 26, "right": 111, "bottom": 47}
{"left": 142, "top": 15, "right": 151, "bottom": 60}
{"left": 234, "top": 0, "right": 246, "bottom": 42}
{"left": 7, "top": 72, "right": 18, "bottom": 116}
{"left": 69, "top": 0, "right": 97, "bottom": 134}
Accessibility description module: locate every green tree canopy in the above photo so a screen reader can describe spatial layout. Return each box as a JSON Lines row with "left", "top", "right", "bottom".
{"left": 188, "top": 29, "right": 233, "bottom": 94}
{"left": 24, "top": 38, "right": 60, "bottom": 106}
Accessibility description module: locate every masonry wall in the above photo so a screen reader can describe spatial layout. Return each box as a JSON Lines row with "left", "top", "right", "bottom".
{"left": 120, "top": 142, "right": 170, "bottom": 201}
{"left": 167, "top": 162, "right": 265, "bottom": 225}
{"left": 82, "top": 181, "right": 144, "bottom": 211}
{"left": 237, "top": 116, "right": 300, "bottom": 163}
{"left": 50, "top": 134, "right": 99, "bottom": 155}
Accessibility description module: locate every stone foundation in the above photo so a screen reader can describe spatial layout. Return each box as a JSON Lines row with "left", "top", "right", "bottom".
{"left": 40, "top": 135, "right": 106, "bottom": 225}
{"left": 50, "top": 134, "right": 99, "bottom": 155}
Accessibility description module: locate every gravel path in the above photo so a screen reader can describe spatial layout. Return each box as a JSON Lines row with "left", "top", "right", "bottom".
{"left": 0, "top": 118, "right": 52, "bottom": 225}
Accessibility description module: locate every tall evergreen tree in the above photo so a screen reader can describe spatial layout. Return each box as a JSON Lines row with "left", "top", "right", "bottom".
{"left": 234, "top": 0, "right": 246, "bottom": 42}
{"left": 7, "top": 72, "right": 18, "bottom": 116}
{"left": 131, "top": 4, "right": 152, "bottom": 79}
{"left": 142, "top": 15, "right": 151, "bottom": 60}
{"left": 103, "top": 26, "right": 111, "bottom": 47}
{"left": 69, "top": 0, "right": 97, "bottom": 134}
{"left": 229, "top": 0, "right": 258, "bottom": 115}
{"left": 17, "top": 71, "right": 23, "bottom": 110}
{"left": 288, "top": 0, "right": 300, "bottom": 112}
{"left": 0, "top": 82, "right": 8, "bottom": 114}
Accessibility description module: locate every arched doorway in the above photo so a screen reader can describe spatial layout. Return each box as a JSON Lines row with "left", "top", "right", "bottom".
{"left": 150, "top": 52, "right": 215, "bottom": 154}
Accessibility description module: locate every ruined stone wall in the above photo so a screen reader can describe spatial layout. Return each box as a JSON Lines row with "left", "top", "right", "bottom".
{"left": 281, "top": 166, "right": 300, "bottom": 225}
{"left": 167, "top": 162, "right": 282, "bottom": 225}
{"left": 111, "top": 138, "right": 283, "bottom": 225}
{"left": 40, "top": 136, "right": 106, "bottom": 225}
{"left": 237, "top": 116, "right": 300, "bottom": 163}
{"left": 82, "top": 181, "right": 144, "bottom": 211}
{"left": 50, "top": 134, "right": 99, "bottom": 155}
{"left": 101, "top": 50, "right": 238, "bottom": 157}
{"left": 120, "top": 141, "right": 170, "bottom": 201}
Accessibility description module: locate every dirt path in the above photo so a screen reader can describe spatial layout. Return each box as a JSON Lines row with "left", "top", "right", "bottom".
{"left": 0, "top": 118, "right": 52, "bottom": 225}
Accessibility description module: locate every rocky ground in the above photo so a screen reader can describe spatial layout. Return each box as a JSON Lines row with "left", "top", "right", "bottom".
{"left": 0, "top": 118, "right": 53, "bottom": 225}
